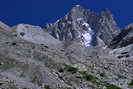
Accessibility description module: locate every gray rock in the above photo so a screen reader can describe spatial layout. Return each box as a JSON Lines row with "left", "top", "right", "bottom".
{"left": 109, "top": 24, "right": 133, "bottom": 49}
{"left": 0, "top": 29, "right": 70, "bottom": 89}
{"left": 110, "top": 44, "right": 133, "bottom": 59}
{"left": 16, "top": 24, "right": 63, "bottom": 49}
{"left": 97, "top": 10, "right": 120, "bottom": 46}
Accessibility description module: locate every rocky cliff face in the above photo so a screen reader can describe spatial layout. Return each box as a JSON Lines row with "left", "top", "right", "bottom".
{"left": 98, "top": 10, "right": 120, "bottom": 46}
{"left": 0, "top": 5, "right": 133, "bottom": 89}
{"left": 109, "top": 24, "right": 133, "bottom": 59}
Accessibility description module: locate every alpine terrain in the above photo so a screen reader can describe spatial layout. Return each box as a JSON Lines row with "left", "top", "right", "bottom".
{"left": 0, "top": 5, "right": 133, "bottom": 89}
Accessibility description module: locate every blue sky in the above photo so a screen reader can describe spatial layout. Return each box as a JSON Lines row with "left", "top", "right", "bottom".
{"left": 0, "top": 0, "right": 133, "bottom": 28}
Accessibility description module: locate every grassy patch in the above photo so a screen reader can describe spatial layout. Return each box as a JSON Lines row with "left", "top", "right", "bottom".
{"left": 64, "top": 65, "right": 78, "bottom": 74}
{"left": 0, "top": 63, "right": 16, "bottom": 70}
{"left": 63, "top": 64, "right": 122, "bottom": 89}
{"left": 128, "top": 80, "right": 133, "bottom": 86}
{"left": 44, "top": 85, "right": 51, "bottom": 89}
{"left": 79, "top": 71, "right": 98, "bottom": 83}
{"left": 105, "top": 83, "right": 121, "bottom": 89}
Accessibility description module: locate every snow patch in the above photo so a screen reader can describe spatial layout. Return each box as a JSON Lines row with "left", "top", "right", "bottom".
{"left": 77, "top": 18, "right": 82, "bottom": 21}
{"left": 81, "top": 24, "right": 94, "bottom": 47}
{"left": 82, "top": 31, "right": 93, "bottom": 47}
{"left": 82, "top": 22, "right": 89, "bottom": 27}
{"left": 75, "top": 5, "right": 81, "bottom": 7}
{"left": 76, "top": 18, "right": 94, "bottom": 47}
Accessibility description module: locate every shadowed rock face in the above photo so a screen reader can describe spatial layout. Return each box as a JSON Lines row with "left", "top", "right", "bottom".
{"left": 109, "top": 44, "right": 133, "bottom": 59}
{"left": 45, "top": 5, "right": 120, "bottom": 47}
{"left": 98, "top": 10, "right": 120, "bottom": 46}
{"left": 109, "top": 24, "right": 133, "bottom": 49}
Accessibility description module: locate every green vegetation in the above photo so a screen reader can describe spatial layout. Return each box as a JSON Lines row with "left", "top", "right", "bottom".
{"left": 44, "top": 85, "right": 51, "bottom": 89}
{"left": 105, "top": 83, "right": 121, "bottom": 89}
{"left": 79, "top": 71, "right": 121, "bottom": 89}
{"left": 79, "top": 71, "right": 98, "bottom": 83}
{"left": 63, "top": 64, "right": 122, "bottom": 89}
{"left": 128, "top": 80, "right": 133, "bottom": 86}
{"left": 64, "top": 64, "right": 78, "bottom": 74}
{"left": 0, "top": 63, "right": 16, "bottom": 70}
{"left": 31, "top": 76, "right": 38, "bottom": 83}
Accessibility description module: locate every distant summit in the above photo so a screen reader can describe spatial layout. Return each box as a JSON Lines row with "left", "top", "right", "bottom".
{"left": 0, "top": 21, "right": 11, "bottom": 30}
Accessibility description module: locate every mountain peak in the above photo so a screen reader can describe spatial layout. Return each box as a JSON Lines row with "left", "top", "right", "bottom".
{"left": 75, "top": 4, "right": 81, "bottom": 7}
{"left": 71, "top": 4, "right": 86, "bottom": 10}
{"left": 70, "top": 5, "right": 89, "bottom": 15}
{"left": 46, "top": 5, "right": 120, "bottom": 47}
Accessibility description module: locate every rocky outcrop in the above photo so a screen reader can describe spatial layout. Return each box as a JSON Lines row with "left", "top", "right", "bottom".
{"left": 97, "top": 10, "right": 120, "bottom": 46}
{"left": 15, "top": 24, "right": 63, "bottom": 49}
{"left": 110, "top": 44, "right": 133, "bottom": 59}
